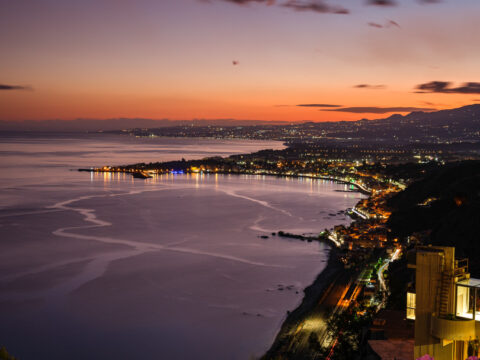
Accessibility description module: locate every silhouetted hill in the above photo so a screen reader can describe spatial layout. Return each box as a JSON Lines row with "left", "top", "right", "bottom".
{"left": 316, "top": 104, "right": 480, "bottom": 142}
{"left": 382, "top": 104, "right": 480, "bottom": 126}
{"left": 387, "top": 161, "right": 480, "bottom": 275}
{"left": 118, "top": 104, "right": 480, "bottom": 144}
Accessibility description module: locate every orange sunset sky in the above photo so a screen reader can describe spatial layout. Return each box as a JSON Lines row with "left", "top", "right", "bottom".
{"left": 1, "top": 0, "right": 480, "bottom": 122}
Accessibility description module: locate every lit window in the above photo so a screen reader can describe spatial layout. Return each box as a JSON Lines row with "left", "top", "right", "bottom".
{"left": 407, "top": 292, "right": 416, "bottom": 320}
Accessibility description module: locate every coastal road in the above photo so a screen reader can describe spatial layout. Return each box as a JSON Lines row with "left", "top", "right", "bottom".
{"left": 281, "top": 269, "right": 360, "bottom": 358}
{"left": 378, "top": 248, "right": 401, "bottom": 293}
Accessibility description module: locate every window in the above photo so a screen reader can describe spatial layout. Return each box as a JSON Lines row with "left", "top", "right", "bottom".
{"left": 456, "top": 285, "right": 479, "bottom": 320}
{"left": 407, "top": 292, "right": 416, "bottom": 320}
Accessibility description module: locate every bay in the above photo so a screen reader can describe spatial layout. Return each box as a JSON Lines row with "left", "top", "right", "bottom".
{"left": 0, "top": 133, "right": 364, "bottom": 359}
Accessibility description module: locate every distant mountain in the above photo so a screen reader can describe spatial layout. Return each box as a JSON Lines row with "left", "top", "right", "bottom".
{"left": 312, "top": 104, "right": 480, "bottom": 142}
{"left": 381, "top": 104, "right": 480, "bottom": 125}
{"left": 2, "top": 104, "right": 479, "bottom": 141}
{"left": 0, "top": 118, "right": 288, "bottom": 132}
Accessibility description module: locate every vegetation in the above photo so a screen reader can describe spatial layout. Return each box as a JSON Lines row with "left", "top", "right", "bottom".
{"left": 388, "top": 161, "right": 480, "bottom": 275}
{"left": 320, "top": 307, "right": 375, "bottom": 360}
{"left": 384, "top": 252, "right": 413, "bottom": 310}
{"left": 0, "top": 347, "right": 18, "bottom": 360}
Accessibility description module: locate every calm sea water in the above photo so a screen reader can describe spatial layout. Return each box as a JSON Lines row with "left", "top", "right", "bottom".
{"left": 0, "top": 133, "right": 364, "bottom": 360}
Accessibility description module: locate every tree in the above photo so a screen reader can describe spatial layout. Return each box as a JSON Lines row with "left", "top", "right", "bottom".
{"left": 308, "top": 332, "right": 321, "bottom": 352}
{"left": 0, "top": 346, "right": 17, "bottom": 360}
{"left": 324, "top": 308, "right": 374, "bottom": 360}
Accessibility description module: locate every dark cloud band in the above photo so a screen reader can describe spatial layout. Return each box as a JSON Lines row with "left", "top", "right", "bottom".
{"left": 415, "top": 81, "right": 480, "bottom": 94}
{"left": 0, "top": 84, "right": 32, "bottom": 91}
{"left": 367, "top": 0, "right": 397, "bottom": 6}
{"left": 418, "top": 0, "right": 442, "bottom": 4}
{"left": 297, "top": 103, "right": 343, "bottom": 107}
{"left": 282, "top": 1, "right": 349, "bottom": 14}
{"left": 354, "top": 84, "right": 386, "bottom": 89}
{"left": 323, "top": 106, "right": 434, "bottom": 114}
{"left": 207, "top": 0, "right": 274, "bottom": 4}
{"left": 203, "top": 0, "right": 349, "bottom": 14}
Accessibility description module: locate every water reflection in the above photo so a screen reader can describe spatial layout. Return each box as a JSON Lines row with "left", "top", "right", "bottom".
{"left": 87, "top": 172, "right": 358, "bottom": 200}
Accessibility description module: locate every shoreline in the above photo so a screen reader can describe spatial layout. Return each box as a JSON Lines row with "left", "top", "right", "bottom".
{"left": 78, "top": 169, "right": 372, "bottom": 196}
{"left": 261, "top": 245, "right": 347, "bottom": 359}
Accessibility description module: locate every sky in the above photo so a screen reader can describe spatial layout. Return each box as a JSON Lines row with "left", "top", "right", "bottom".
{"left": 1, "top": 0, "right": 480, "bottom": 122}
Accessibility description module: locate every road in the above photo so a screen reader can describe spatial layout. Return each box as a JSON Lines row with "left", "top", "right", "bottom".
{"left": 377, "top": 248, "right": 401, "bottom": 307}
{"left": 378, "top": 248, "right": 400, "bottom": 292}
{"left": 264, "top": 251, "right": 401, "bottom": 359}
{"left": 279, "top": 267, "right": 368, "bottom": 360}
{"left": 277, "top": 270, "right": 357, "bottom": 358}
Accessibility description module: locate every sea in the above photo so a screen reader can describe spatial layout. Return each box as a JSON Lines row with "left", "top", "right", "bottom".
{"left": 0, "top": 132, "right": 364, "bottom": 360}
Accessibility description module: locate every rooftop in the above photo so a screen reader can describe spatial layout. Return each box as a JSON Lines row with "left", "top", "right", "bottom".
{"left": 457, "top": 278, "right": 480, "bottom": 288}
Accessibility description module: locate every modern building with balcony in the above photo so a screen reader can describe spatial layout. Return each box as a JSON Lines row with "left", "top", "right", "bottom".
{"left": 408, "top": 245, "right": 479, "bottom": 360}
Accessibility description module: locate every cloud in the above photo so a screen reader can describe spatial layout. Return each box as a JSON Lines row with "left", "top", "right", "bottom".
{"left": 415, "top": 81, "right": 480, "bottom": 94}
{"left": 297, "top": 103, "right": 343, "bottom": 107}
{"left": 367, "top": 0, "right": 397, "bottom": 6}
{"left": 387, "top": 19, "right": 400, "bottom": 28}
{"left": 324, "top": 106, "right": 434, "bottom": 113}
{"left": 202, "top": 0, "right": 349, "bottom": 13}
{"left": 417, "top": 0, "right": 442, "bottom": 4}
{"left": 282, "top": 0, "right": 350, "bottom": 14}
{"left": 200, "top": 0, "right": 275, "bottom": 5}
{"left": 0, "top": 84, "right": 32, "bottom": 91}
{"left": 354, "top": 84, "right": 386, "bottom": 89}
{"left": 367, "top": 19, "right": 400, "bottom": 29}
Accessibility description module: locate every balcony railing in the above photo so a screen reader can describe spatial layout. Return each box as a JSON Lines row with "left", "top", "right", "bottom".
{"left": 455, "top": 258, "right": 469, "bottom": 278}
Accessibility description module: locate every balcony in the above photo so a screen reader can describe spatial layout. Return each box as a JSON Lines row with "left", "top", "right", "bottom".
{"left": 456, "top": 278, "right": 480, "bottom": 320}
{"left": 431, "top": 314, "right": 476, "bottom": 341}
{"left": 455, "top": 258, "right": 469, "bottom": 281}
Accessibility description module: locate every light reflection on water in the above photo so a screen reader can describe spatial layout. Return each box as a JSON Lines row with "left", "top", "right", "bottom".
{"left": 92, "top": 171, "right": 359, "bottom": 201}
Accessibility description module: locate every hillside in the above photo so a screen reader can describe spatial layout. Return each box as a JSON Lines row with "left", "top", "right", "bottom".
{"left": 315, "top": 104, "right": 480, "bottom": 142}
{"left": 387, "top": 161, "right": 480, "bottom": 275}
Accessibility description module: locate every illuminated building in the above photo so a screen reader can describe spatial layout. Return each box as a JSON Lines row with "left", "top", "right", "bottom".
{"left": 408, "top": 246, "right": 479, "bottom": 360}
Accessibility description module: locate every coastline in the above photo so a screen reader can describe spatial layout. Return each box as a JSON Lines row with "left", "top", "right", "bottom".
{"left": 259, "top": 185, "right": 367, "bottom": 358}
{"left": 78, "top": 169, "right": 372, "bottom": 196}
{"left": 261, "top": 245, "right": 347, "bottom": 359}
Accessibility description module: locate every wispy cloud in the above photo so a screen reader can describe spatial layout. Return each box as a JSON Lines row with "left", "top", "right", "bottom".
{"left": 415, "top": 81, "right": 480, "bottom": 94}
{"left": 0, "top": 84, "right": 32, "bottom": 91}
{"left": 367, "top": 0, "right": 397, "bottom": 6}
{"left": 282, "top": 0, "right": 349, "bottom": 14}
{"left": 324, "top": 106, "right": 434, "bottom": 113}
{"left": 354, "top": 84, "right": 386, "bottom": 89}
{"left": 368, "top": 22, "right": 384, "bottom": 28}
{"left": 417, "top": 0, "right": 442, "bottom": 4}
{"left": 201, "top": 0, "right": 275, "bottom": 5}
{"left": 387, "top": 19, "right": 400, "bottom": 28}
{"left": 297, "top": 103, "right": 343, "bottom": 107}
{"left": 202, "top": 0, "right": 349, "bottom": 14}
{"left": 367, "top": 20, "right": 400, "bottom": 29}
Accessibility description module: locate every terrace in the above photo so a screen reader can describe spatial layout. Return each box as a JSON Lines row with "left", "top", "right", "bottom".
{"left": 456, "top": 277, "right": 480, "bottom": 321}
